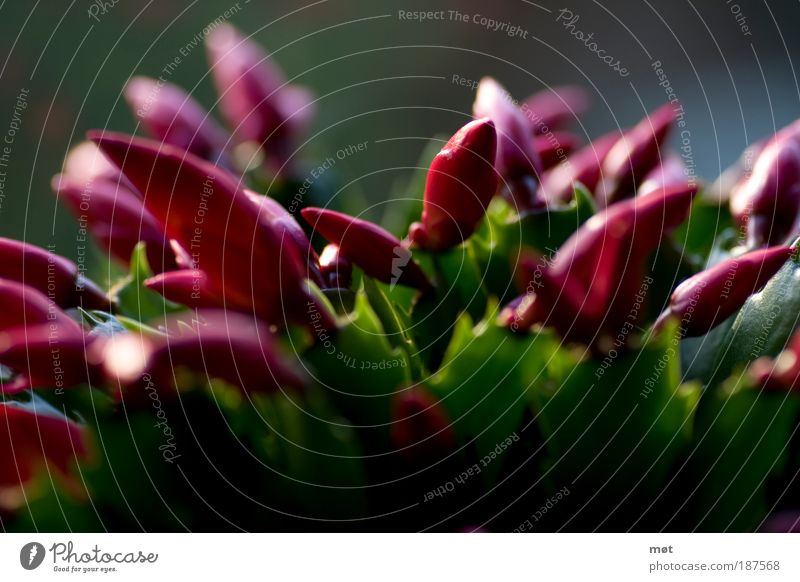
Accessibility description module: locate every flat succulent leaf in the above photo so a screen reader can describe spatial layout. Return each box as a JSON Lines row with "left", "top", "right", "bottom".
{"left": 687, "top": 381, "right": 800, "bottom": 531}
{"left": 111, "top": 242, "right": 181, "bottom": 322}
{"left": 304, "top": 293, "right": 410, "bottom": 430}
{"left": 711, "top": 247, "right": 800, "bottom": 384}
{"left": 428, "top": 306, "right": 556, "bottom": 484}
{"left": 530, "top": 321, "right": 699, "bottom": 515}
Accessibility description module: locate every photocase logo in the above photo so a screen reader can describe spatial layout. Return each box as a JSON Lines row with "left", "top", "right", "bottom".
{"left": 390, "top": 245, "right": 411, "bottom": 290}
{"left": 20, "top": 542, "right": 46, "bottom": 570}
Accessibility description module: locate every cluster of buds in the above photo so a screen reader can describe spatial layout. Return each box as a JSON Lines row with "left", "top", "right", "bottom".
{"left": 5, "top": 19, "right": 800, "bottom": 530}
{"left": 500, "top": 184, "right": 698, "bottom": 348}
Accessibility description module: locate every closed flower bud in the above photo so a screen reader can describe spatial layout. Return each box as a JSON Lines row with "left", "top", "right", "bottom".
{"left": 101, "top": 310, "right": 305, "bottom": 400}
{"left": 245, "top": 190, "right": 324, "bottom": 286}
{"left": 598, "top": 104, "right": 675, "bottom": 207}
{"left": 0, "top": 324, "right": 102, "bottom": 393}
{"left": 0, "top": 279, "right": 84, "bottom": 334}
{"left": 638, "top": 154, "right": 690, "bottom": 196}
{"left": 143, "top": 270, "right": 221, "bottom": 309}
{"left": 533, "top": 131, "right": 579, "bottom": 170}
{"left": 539, "top": 131, "right": 618, "bottom": 204}
{"left": 750, "top": 329, "right": 800, "bottom": 392}
{"left": 91, "top": 132, "right": 332, "bottom": 327}
{"left": 0, "top": 237, "right": 108, "bottom": 309}
{"left": 302, "top": 207, "right": 431, "bottom": 290}
{"left": 52, "top": 173, "right": 176, "bottom": 273}
{"left": 0, "top": 402, "right": 90, "bottom": 506}
{"left": 730, "top": 135, "right": 800, "bottom": 248}
{"left": 407, "top": 118, "right": 498, "bottom": 251}
{"left": 656, "top": 246, "right": 792, "bottom": 338}
{"left": 124, "top": 76, "right": 232, "bottom": 165}
{"left": 709, "top": 139, "right": 766, "bottom": 204}
{"left": 473, "top": 77, "right": 542, "bottom": 210}
{"left": 62, "top": 141, "right": 133, "bottom": 191}
{"left": 390, "top": 387, "right": 456, "bottom": 463}
{"left": 521, "top": 85, "right": 590, "bottom": 134}
{"left": 205, "top": 24, "right": 314, "bottom": 167}
{"left": 504, "top": 185, "right": 697, "bottom": 346}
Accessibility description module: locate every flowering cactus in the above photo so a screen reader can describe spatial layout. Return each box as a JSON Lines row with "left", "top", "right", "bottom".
{"left": 4, "top": 23, "right": 800, "bottom": 534}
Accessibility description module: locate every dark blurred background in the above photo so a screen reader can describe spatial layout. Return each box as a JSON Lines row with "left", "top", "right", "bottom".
{"left": 0, "top": 0, "right": 798, "bottom": 259}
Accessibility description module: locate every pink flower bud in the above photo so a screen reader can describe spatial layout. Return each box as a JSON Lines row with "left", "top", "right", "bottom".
{"left": 521, "top": 85, "right": 590, "bottom": 134}
{"left": 52, "top": 173, "right": 176, "bottom": 273}
{"left": 533, "top": 131, "right": 579, "bottom": 170}
{"left": 143, "top": 270, "right": 221, "bottom": 309}
{"left": 638, "top": 154, "right": 690, "bottom": 196}
{"left": 408, "top": 118, "right": 498, "bottom": 251}
{"left": 0, "top": 237, "right": 108, "bottom": 309}
{"left": 205, "top": 24, "right": 314, "bottom": 166}
{"left": 504, "top": 185, "right": 697, "bottom": 346}
{"left": 730, "top": 135, "right": 800, "bottom": 247}
{"left": 0, "top": 402, "right": 90, "bottom": 505}
{"left": 90, "top": 132, "right": 330, "bottom": 326}
{"left": 598, "top": 104, "right": 675, "bottom": 207}
{"left": 0, "top": 279, "right": 84, "bottom": 334}
{"left": 473, "top": 78, "right": 542, "bottom": 209}
{"left": 539, "top": 131, "right": 618, "bottom": 204}
{"left": 124, "top": 76, "right": 232, "bottom": 164}
{"left": 245, "top": 190, "right": 324, "bottom": 286}
{"left": 0, "top": 324, "right": 102, "bottom": 393}
{"left": 302, "top": 207, "right": 431, "bottom": 290}
{"left": 101, "top": 310, "right": 305, "bottom": 400}
{"left": 750, "top": 330, "right": 800, "bottom": 393}
{"left": 658, "top": 246, "right": 792, "bottom": 338}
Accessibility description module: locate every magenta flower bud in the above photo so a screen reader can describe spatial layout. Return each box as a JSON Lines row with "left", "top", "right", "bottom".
{"left": 143, "top": 270, "right": 221, "bottom": 309}
{"left": 90, "top": 131, "right": 331, "bottom": 327}
{"left": 539, "top": 131, "right": 618, "bottom": 204}
{"left": 124, "top": 76, "right": 232, "bottom": 164}
{"left": 0, "top": 324, "right": 102, "bottom": 393}
{"left": 245, "top": 190, "right": 324, "bottom": 286}
{"left": 709, "top": 139, "right": 766, "bottom": 203}
{"left": 0, "top": 402, "right": 90, "bottom": 503}
{"left": 407, "top": 118, "right": 498, "bottom": 251}
{"left": 62, "top": 141, "right": 133, "bottom": 190}
{"left": 505, "top": 185, "right": 697, "bottom": 346}
{"left": 750, "top": 330, "right": 800, "bottom": 393}
{"left": 52, "top": 173, "right": 177, "bottom": 273}
{"left": 521, "top": 85, "right": 590, "bottom": 134}
{"left": 319, "top": 244, "right": 352, "bottom": 289}
{"left": 638, "top": 154, "right": 689, "bottom": 196}
{"left": 0, "top": 280, "right": 82, "bottom": 334}
{"left": 0, "top": 237, "right": 108, "bottom": 310}
{"left": 533, "top": 131, "right": 579, "bottom": 171}
{"left": 730, "top": 136, "right": 800, "bottom": 247}
{"left": 205, "top": 24, "right": 314, "bottom": 166}
{"left": 598, "top": 104, "right": 675, "bottom": 207}
{"left": 101, "top": 310, "right": 305, "bottom": 400}
{"left": 390, "top": 387, "right": 456, "bottom": 463}
{"left": 473, "top": 77, "right": 542, "bottom": 210}
{"left": 657, "top": 246, "right": 791, "bottom": 338}
{"left": 302, "top": 208, "right": 431, "bottom": 290}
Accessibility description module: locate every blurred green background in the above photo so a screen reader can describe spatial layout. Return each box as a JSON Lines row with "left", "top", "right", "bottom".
{"left": 0, "top": 0, "right": 798, "bottom": 260}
